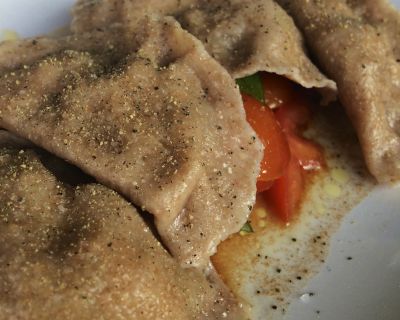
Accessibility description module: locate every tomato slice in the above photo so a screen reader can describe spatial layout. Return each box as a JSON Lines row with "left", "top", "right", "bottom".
{"left": 263, "top": 154, "right": 305, "bottom": 224}
{"left": 286, "top": 133, "right": 325, "bottom": 170}
{"left": 275, "top": 98, "right": 325, "bottom": 170}
{"left": 242, "top": 94, "right": 290, "bottom": 186}
{"left": 274, "top": 95, "right": 311, "bottom": 133}
{"left": 263, "top": 91, "right": 325, "bottom": 223}
{"left": 256, "top": 180, "right": 274, "bottom": 193}
{"left": 241, "top": 74, "right": 325, "bottom": 223}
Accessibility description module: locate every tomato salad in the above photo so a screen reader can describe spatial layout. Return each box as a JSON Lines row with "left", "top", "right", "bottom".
{"left": 237, "top": 73, "right": 325, "bottom": 227}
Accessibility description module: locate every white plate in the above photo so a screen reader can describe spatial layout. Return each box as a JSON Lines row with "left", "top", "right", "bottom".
{"left": 1, "top": 1, "right": 399, "bottom": 320}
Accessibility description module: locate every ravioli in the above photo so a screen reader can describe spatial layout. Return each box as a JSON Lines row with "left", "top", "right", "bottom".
{"left": 72, "top": 0, "right": 337, "bottom": 102}
{"left": 0, "top": 130, "right": 30, "bottom": 147}
{"left": 0, "top": 16, "right": 263, "bottom": 267}
{"left": 0, "top": 1, "right": 395, "bottom": 319}
{"left": 277, "top": 0, "right": 400, "bottom": 182}
{"left": 0, "top": 147, "right": 241, "bottom": 319}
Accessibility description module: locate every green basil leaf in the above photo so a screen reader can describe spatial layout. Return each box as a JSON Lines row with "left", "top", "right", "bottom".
{"left": 236, "top": 73, "right": 264, "bottom": 103}
{"left": 240, "top": 221, "right": 254, "bottom": 234}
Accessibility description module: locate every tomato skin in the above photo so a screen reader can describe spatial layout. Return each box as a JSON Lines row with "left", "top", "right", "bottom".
{"left": 264, "top": 91, "right": 325, "bottom": 223}
{"left": 256, "top": 180, "right": 274, "bottom": 193}
{"left": 274, "top": 95, "right": 311, "bottom": 133}
{"left": 275, "top": 98, "right": 325, "bottom": 171}
{"left": 241, "top": 74, "right": 325, "bottom": 223}
{"left": 242, "top": 94, "right": 290, "bottom": 186}
{"left": 286, "top": 133, "right": 325, "bottom": 170}
{"left": 263, "top": 154, "right": 305, "bottom": 224}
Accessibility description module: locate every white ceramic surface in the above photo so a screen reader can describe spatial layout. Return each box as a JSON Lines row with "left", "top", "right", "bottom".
{"left": 0, "top": 1, "right": 399, "bottom": 320}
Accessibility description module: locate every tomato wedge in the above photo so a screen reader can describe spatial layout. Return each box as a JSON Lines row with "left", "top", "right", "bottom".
{"left": 286, "top": 134, "right": 324, "bottom": 170}
{"left": 275, "top": 97, "right": 325, "bottom": 170}
{"left": 262, "top": 95, "right": 325, "bottom": 222}
{"left": 263, "top": 154, "right": 304, "bottom": 224}
{"left": 256, "top": 180, "right": 274, "bottom": 193}
{"left": 240, "top": 73, "right": 325, "bottom": 223}
{"left": 242, "top": 94, "right": 290, "bottom": 190}
{"left": 274, "top": 95, "right": 311, "bottom": 133}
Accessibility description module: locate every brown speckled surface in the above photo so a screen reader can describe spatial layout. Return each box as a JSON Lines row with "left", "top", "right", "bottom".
{"left": 0, "top": 147, "right": 242, "bottom": 319}
{"left": 0, "top": 16, "right": 263, "bottom": 267}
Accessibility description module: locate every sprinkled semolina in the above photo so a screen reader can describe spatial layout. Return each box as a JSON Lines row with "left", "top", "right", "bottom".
{"left": 0, "top": 16, "right": 263, "bottom": 267}
{"left": 0, "top": 147, "right": 241, "bottom": 320}
{"left": 72, "top": 0, "right": 336, "bottom": 102}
